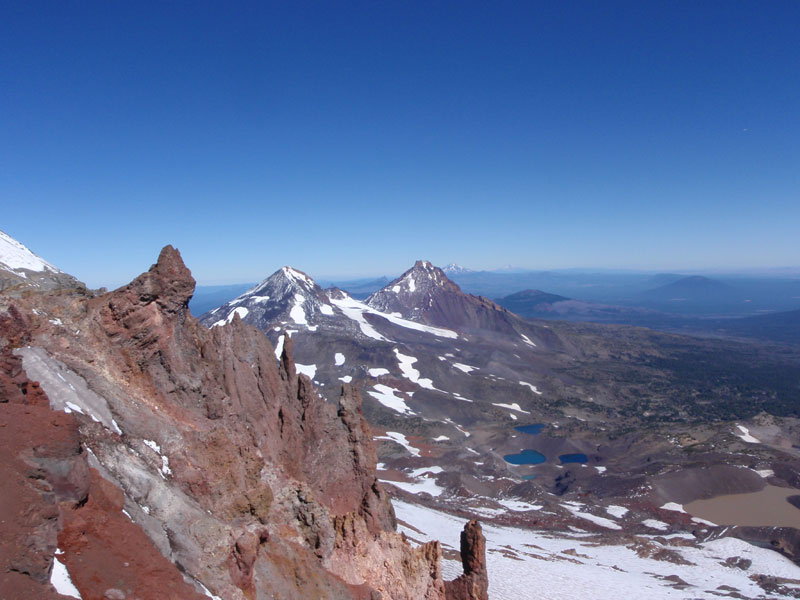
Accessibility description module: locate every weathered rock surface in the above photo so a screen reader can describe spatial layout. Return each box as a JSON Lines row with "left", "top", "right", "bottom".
{"left": 444, "top": 520, "right": 489, "bottom": 600}
{"left": 1, "top": 244, "right": 480, "bottom": 599}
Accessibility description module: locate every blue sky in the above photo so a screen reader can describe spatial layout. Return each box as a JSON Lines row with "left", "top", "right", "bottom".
{"left": 2, "top": 2, "right": 799, "bottom": 287}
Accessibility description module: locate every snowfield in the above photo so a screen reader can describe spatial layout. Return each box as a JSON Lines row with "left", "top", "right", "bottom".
{"left": 393, "top": 499, "right": 800, "bottom": 600}
{"left": 0, "top": 229, "right": 59, "bottom": 274}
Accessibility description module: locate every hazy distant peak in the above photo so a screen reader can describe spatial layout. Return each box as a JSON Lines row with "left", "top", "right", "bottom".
{"left": 442, "top": 263, "right": 471, "bottom": 275}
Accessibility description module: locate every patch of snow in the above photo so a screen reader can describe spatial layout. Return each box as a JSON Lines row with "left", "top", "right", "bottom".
{"left": 49, "top": 317, "right": 63, "bottom": 326}
{"left": 519, "top": 333, "right": 537, "bottom": 347}
{"left": 374, "top": 431, "right": 420, "bottom": 456}
{"left": 408, "top": 466, "right": 445, "bottom": 477}
{"left": 492, "top": 402, "right": 530, "bottom": 414}
{"left": 339, "top": 375, "right": 352, "bottom": 383}
{"left": 211, "top": 306, "right": 249, "bottom": 328}
{"left": 562, "top": 504, "right": 623, "bottom": 530}
{"left": 274, "top": 334, "right": 285, "bottom": 358}
{"left": 329, "top": 295, "right": 388, "bottom": 341}
{"left": 497, "top": 499, "right": 543, "bottom": 512}
{"left": 143, "top": 439, "right": 161, "bottom": 454}
{"left": 606, "top": 505, "right": 628, "bottom": 518}
{"left": 509, "top": 413, "right": 517, "bottom": 420}
{"left": 395, "top": 349, "right": 436, "bottom": 389}
{"left": 382, "top": 476, "right": 444, "bottom": 497}
{"left": 755, "top": 469, "right": 774, "bottom": 478}
{"left": 334, "top": 352, "right": 345, "bottom": 366}
{"left": 289, "top": 293, "right": 307, "bottom": 325}
{"left": 660, "top": 503, "right": 686, "bottom": 513}
{"left": 432, "top": 435, "right": 450, "bottom": 442}
{"left": 369, "top": 367, "right": 390, "bottom": 377}
{"left": 595, "top": 466, "right": 606, "bottom": 473}
{"left": 196, "top": 580, "right": 223, "bottom": 600}
{"left": 332, "top": 292, "right": 458, "bottom": 339}
{"left": 296, "top": 363, "right": 317, "bottom": 379}
{"left": 735, "top": 424, "right": 760, "bottom": 443}
{"left": 64, "top": 401, "right": 85, "bottom": 415}
{"left": 160, "top": 455, "right": 172, "bottom": 477}
{"left": 452, "top": 363, "right": 478, "bottom": 373}
{"left": 392, "top": 285, "right": 401, "bottom": 293}
{"left": 50, "top": 549, "right": 81, "bottom": 598}
{"left": 642, "top": 519, "right": 670, "bottom": 531}
{"left": 691, "top": 516, "right": 717, "bottom": 526}
{"left": 319, "top": 303, "right": 334, "bottom": 315}
{"left": 519, "top": 381, "right": 543, "bottom": 395}
{"left": 368, "top": 384, "right": 413, "bottom": 414}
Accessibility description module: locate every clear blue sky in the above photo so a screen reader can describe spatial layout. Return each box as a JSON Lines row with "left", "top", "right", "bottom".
{"left": 2, "top": 1, "right": 799, "bottom": 287}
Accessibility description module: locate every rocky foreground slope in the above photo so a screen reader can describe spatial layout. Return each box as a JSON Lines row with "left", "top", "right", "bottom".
{"left": 0, "top": 243, "right": 487, "bottom": 600}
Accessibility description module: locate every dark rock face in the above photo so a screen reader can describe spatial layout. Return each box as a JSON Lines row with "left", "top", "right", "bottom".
{"left": 444, "top": 519, "right": 489, "bottom": 600}
{"left": 1, "top": 245, "right": 479, "bottom": 599}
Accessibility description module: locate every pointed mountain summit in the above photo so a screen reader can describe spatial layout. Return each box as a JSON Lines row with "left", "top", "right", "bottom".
{"left": 199, "top": 266, "right": 335, "bottom": 330}
{"left": 0, "top": 229, "right": 84, "bottom": 293}
{"left": 366, "top": 260, "right": 519, "bottom": 334}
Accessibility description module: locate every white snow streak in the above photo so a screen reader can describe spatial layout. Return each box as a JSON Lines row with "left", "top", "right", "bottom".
{"left": 50, "top": 550, "right": 81, "bottom": 598}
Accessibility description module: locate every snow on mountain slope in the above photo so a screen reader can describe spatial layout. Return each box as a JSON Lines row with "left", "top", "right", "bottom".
{"left": 0, "top": 229, "right": 84, "bottom": 293}
{"left": 394, "top": 499, "right": 800, "bottom": 600}
{"left": 0, "top": 229, "right": 59, "bottom": 275}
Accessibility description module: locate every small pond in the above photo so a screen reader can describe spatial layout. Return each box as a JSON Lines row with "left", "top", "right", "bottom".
{"left": 503, "top": 449, "right": 546, "bottom": 465}
{"left": 521, "top": 474, "right": 538, "bottom": 480}
{"left": 558, "top": 453, "right": 588, "bottom": 464}
{"left": 514, "top": 423, "right": 544, "bottom": 435}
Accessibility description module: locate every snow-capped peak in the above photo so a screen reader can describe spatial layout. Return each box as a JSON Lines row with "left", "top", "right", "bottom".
{"left": 0, "top": 230, "right": 59, "bottom": 276}
{"left": 442, "top": 263, "right": 470, "bottom": 275}
{"left": 281, "top": 266, "right": 315, "bottom": 288}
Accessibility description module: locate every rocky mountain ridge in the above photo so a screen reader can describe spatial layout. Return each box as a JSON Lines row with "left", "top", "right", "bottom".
{"left": 0, "top": 238, "right": 488, "bottom": 600}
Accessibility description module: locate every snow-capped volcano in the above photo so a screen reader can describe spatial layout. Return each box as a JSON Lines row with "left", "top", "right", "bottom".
{"left": 0, "top": 229, "right": 83, "bottom": 292}
{"left": 442, "top": 263, "right": 471, "bottom": 275}
{"left": 201, "top": 266, "right": 334, "bottom": 330}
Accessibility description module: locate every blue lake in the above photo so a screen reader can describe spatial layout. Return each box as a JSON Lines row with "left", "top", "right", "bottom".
{"left": 503, "top": 449, "right": 546, "bottom": 465}
{"left": 521, "top": 474, "right": 538, "bottom": 480}
{"left": 514, "top": 424, "right": 544, "bottom": 435}
{"left": 559, "top": 453, "right": 588, "bottom": 464}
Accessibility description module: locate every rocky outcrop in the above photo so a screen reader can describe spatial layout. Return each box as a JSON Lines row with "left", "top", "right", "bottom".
{"left": 1, "top": 245, "right": 481, "bottom": 599}
{"left": 444, "top": 520, "right": 489, "bottom": 600}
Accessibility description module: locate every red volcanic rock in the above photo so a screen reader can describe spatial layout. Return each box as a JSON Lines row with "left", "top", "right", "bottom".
{"left": 1, "top": 246, "right": 484, "bottom": 599}
{"left": 0, "top": 402, "right": 86, "bottom": 598}
{"left": 59, "top": 470, "right": 205, "bottom": 600}
{"left": 0, "top": 350, "right": 49, "bottom": 406}
{"left": 444, "top": 520, "right": 489, "bottom": 600}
